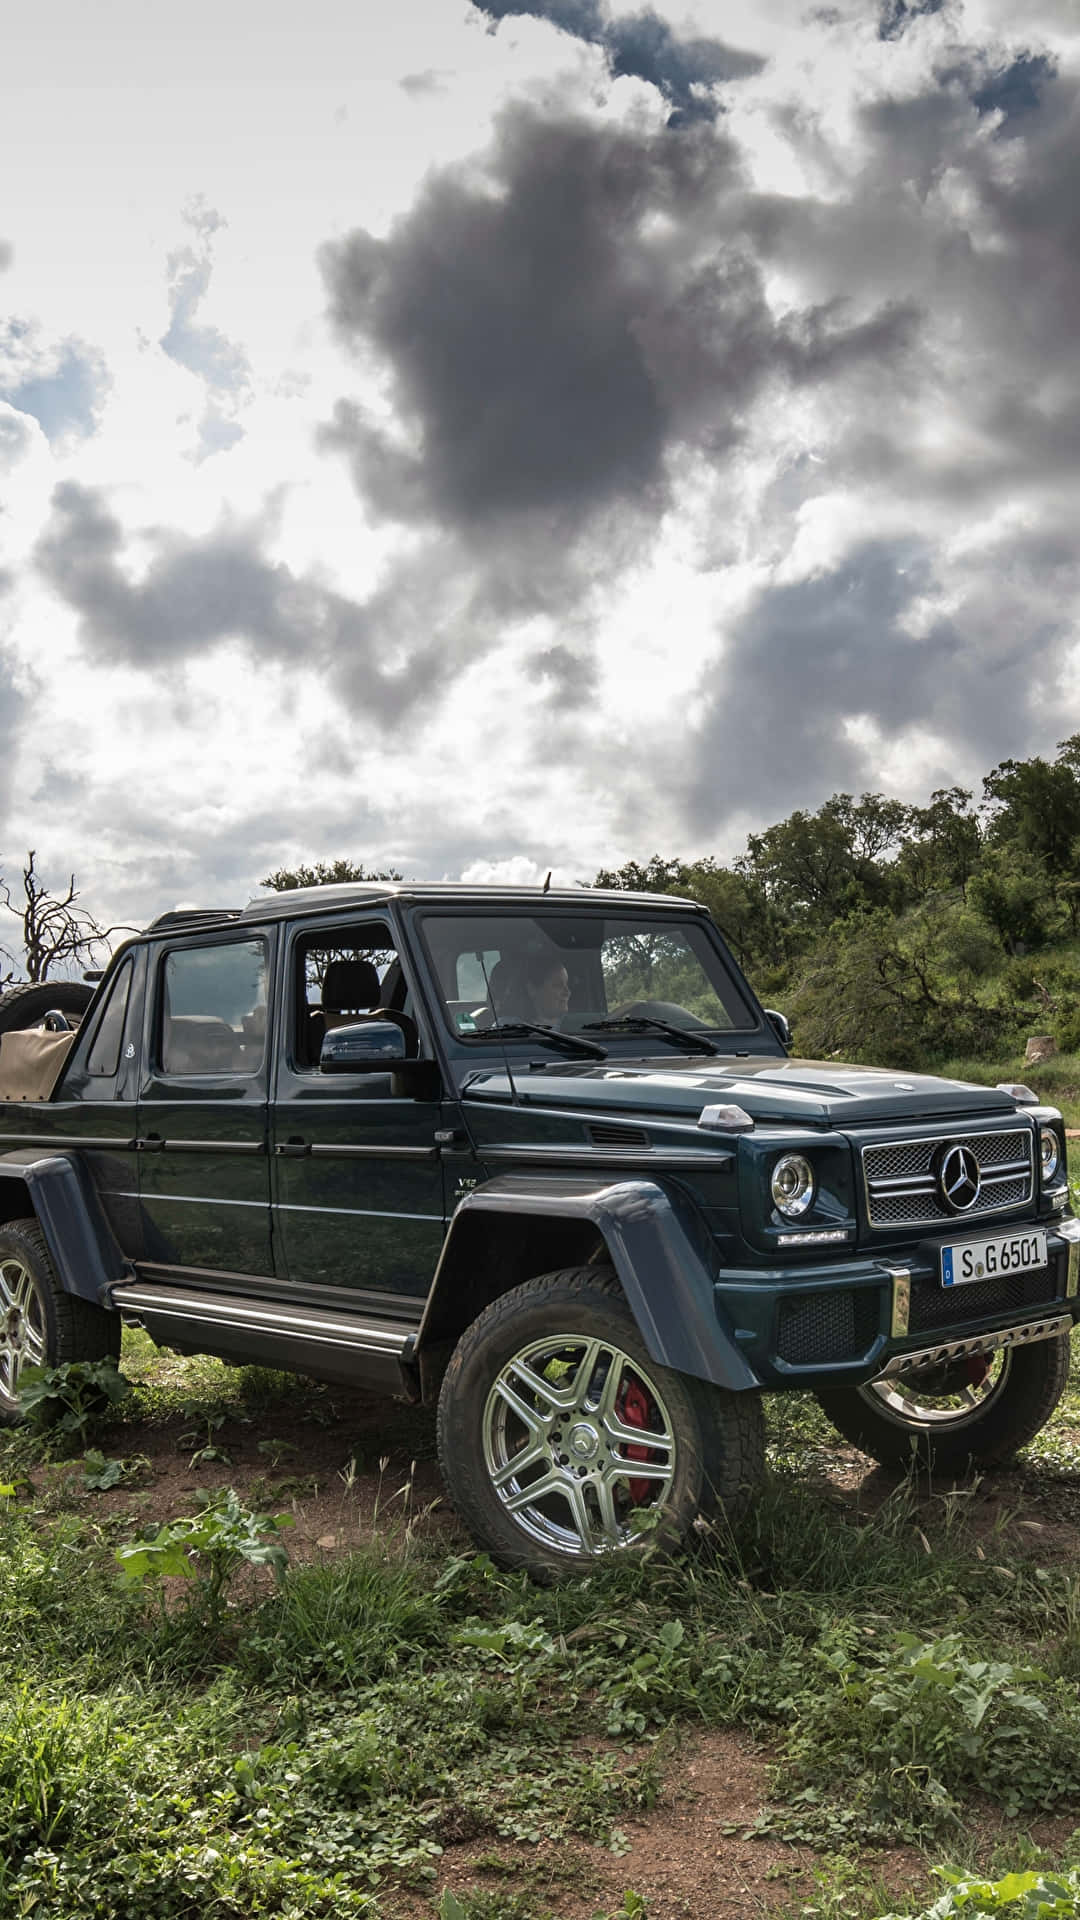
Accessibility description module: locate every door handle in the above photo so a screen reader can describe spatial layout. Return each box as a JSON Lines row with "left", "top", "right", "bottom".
{"left": 275, "top": 1138, "right": 311, "bottom": 1157}
{"left": 134, "top": 1135, "right": 165, "bottom": 1153}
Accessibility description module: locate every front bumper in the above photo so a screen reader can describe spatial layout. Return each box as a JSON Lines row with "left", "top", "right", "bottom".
{"left": 713, "top": 1215, "right": 1080, "bottom": 1390}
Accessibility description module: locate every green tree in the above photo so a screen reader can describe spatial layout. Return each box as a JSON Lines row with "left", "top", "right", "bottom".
{"left": 982, "top": 737, "right": 1080, "bottom": 878}
{"left": 260, "top": 859, "right": 403, "bottom": 892}
{"left": 896, "top": 788, "right": 982, "bottom": 896}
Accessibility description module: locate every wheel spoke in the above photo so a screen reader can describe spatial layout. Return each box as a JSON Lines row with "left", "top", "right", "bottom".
{"left": 594, "top": 1477, "right": 621, "bottom": 1544}
{"left": 502, "top": 1469, "right": 567, "bottom": 1514}
{"left": 565, "top": 1479, "right": 602, "bottom": 1552}
{"left": 608, "top": 1455, "right": 672, "bottom": 1484}
{"left": 0, "top": 1260, "right": 21, "bottom": 1313}
{"left": 602, "top": 1408, "right": 674, "bottom": 1452}
{"left": 507, "top": 1356, "right": 585, "bottom": 1417}
{"left": 492, "top": 1374, "right": 552, "bottom": 1440}
{"left": 8, "top": 1267, "right": 35, "bottom": 1317}
{"left": 490, "top": 1435, "right": 550, "bottom": 1491}
{"left": 596, "top": 1349, "right": 629, "bottom": 1422}
{"left": 21, "top": 1322, "right": 45, "bottom": 1368}
{"left": 0, "top": 1339, "right": 14, "bottom": 1398}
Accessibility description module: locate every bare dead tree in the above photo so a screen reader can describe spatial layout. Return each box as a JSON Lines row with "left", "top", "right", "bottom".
{"left": 0, "top": 851, "right": 134, "bottom": 983}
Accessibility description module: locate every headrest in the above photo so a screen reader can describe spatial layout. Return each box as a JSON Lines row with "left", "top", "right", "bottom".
{"left": 322, "top": 958, "right": 380, "bottom": 1013}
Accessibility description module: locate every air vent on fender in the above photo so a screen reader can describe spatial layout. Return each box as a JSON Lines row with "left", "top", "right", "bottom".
{"left": 587, "top": 1123, "right": 650, "bottom": 1149}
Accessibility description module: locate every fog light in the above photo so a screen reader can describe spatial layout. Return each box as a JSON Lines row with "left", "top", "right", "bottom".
{"left": 771, "top": 1153, "right": 815, "bottom": 1219}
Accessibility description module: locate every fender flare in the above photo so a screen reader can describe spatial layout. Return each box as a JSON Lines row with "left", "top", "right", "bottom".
{"left": 0, "top": 1151, "right": 131, "bottom": 1306}
{"left": 416, "top": 1171, "right": 760, "bottom": 1391}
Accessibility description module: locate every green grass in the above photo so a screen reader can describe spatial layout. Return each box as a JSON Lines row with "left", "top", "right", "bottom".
{"left": 934, "top": 1051, "right": 1080, "bottom": 1129}
{"left": 7, "top": 1342, "right": 1080, "bottom": 1917}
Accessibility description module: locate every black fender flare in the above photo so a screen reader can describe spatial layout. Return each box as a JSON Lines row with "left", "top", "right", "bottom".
{"left": 0, "top": 1151, "right": 131, "bottom": 1306}
{"left": 416, "top": 1171, "right": 760, "bottom": 1391}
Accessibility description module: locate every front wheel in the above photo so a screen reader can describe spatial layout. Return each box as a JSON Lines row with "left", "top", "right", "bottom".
{"left": 437, "top": 1268, "right": 765, "bottom": 1578}
{"left": 815, "top": 1333, "right": 1071, "bottom": 1473}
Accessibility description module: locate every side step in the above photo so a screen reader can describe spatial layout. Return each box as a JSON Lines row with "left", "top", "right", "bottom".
{"left": 111, "top": 1281, "right": 417, "bottom": 1392}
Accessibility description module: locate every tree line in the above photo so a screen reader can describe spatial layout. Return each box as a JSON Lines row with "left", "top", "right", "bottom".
{"left": 596, "top": 736, "right": 1080, "bottom": 1066}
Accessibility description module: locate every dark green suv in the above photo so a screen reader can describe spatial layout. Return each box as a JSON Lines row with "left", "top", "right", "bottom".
{"left": 0, "top": 881, "right": 1075, "bottom": 1578}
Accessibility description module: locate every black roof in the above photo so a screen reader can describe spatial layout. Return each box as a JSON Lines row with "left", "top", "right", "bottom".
{"left": 140, "top": 882, "right": 704, "bottom": 936}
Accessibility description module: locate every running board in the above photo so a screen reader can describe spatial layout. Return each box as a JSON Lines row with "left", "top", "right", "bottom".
{"left": 111, "top": 1281, "right": 418, "bottom": 1393}
{"left": 878, "top": 1312, "right": 1074, "bottom": 1379}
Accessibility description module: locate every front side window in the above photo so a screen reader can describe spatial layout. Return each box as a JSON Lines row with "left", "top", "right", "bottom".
{"left": 291, "top": 924, "right": 412, "bottom": 1069}
{"left": 421, "top": 912, "right": 756, "bottom": 1041}
{"left": 159, "top": 939, "right": 268, "bottom": 1077}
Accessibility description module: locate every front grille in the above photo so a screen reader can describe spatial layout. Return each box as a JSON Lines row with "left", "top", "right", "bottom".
{"left": 777, "top": 1289, "right": 879, "bottom": 1365}
{"left": 863, "top": 1127, "right": 1033, "bottom": 1229}
{"left": 908, "top": 1264, "right": 1061, "bottom": 1333}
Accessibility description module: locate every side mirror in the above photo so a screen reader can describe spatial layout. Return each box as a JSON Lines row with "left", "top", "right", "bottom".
{"left": 765, "top": 1008, "right": 791, "bottom": 1049}
{"left": 321, "top": 1021, "right": 408, "bottom": 1072}
{"left": 320, "top": 1021, "right": 440, "bottom": 1098}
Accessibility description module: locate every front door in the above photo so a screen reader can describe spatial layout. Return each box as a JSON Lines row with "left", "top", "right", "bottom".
{"left": 136, "top": 930, "right": 274, "bottom": 1277}
{"left": 271, "top": 915, "right": 446, "bottom": 1310}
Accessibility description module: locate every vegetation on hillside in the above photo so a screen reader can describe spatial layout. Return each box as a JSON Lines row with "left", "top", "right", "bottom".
{"left": 596, "top": 736, "right": 1080, "bottom": 1075}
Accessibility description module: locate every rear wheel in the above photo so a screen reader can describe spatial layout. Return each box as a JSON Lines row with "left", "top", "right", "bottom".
{"left": 437, "top": 1267, "right": 765, "bottom": 1578}
{"left": 815, "top": 1334, "right": 1071, "bottom": 1472}
{"left": 0, "top": 1218, "right": 120, "bottom": 1423}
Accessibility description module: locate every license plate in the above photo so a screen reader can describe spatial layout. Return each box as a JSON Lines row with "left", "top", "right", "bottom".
{"left": 941, "top": 1229, "right": 1047, "bottom": 1287}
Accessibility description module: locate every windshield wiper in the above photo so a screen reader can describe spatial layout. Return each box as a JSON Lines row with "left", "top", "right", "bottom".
{"left": 483, "top": 1021, "right": 608, "bottom": 1061}
{"left": 583, "top": 1017, "right": 720, "bottom": 1057}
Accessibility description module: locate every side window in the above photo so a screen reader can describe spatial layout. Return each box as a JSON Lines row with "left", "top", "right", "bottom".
{"left": 293, "top": 924, "right": 410, "bottom": 1069}
{"left": 86, "top": 960, "right": 134, "bottom": 1078}
{"left": 160, "top": 939, "right": 268, "bottom": 1078}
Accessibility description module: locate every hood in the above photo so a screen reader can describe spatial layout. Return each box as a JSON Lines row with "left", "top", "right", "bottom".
{"left": 461, "top": 1054, "right": 1021, "bottom": 1129}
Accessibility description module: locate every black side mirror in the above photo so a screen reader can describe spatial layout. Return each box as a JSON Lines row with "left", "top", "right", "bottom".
{"left": 765, "top": 1008, "right": 791, "bottom": 1049}
{"left": 321, "top": 1021, "right": 407, "bottom": 1072}
{"left": 320, "top": 1021, "right": 441, "bottom": 1098}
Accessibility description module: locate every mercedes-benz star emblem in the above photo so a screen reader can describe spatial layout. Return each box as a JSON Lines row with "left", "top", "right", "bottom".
{"left": 936, "top": 1142, "right": 982, "bottom": 1213}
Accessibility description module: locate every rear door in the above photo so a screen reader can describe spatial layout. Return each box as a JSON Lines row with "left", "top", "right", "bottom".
{"left": 135, "top": 930, "right": 275, "bottom": 1277}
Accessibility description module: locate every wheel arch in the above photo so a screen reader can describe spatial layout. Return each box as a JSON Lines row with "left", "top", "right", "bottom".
{"left": 414, "top": 1171, "right": 760, "bottom": 1400}
{"left": 0, "top": 1154, "right": 130, "bottom": 1309}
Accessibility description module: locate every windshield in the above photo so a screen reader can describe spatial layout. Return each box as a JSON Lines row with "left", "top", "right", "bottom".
{"left": 419, "top": 911, "right": 758, "bottom": 1043}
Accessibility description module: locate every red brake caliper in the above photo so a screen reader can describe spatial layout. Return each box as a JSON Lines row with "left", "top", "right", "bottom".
{"left": 620, "top": 1376, "right": 654, "bottom": 1504}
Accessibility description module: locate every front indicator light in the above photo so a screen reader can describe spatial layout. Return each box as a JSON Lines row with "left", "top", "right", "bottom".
{"left": 771, "top": 1152, "right": 815, "bottom": 1219}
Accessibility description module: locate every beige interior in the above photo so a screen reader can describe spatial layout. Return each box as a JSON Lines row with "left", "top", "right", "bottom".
{"left": 0, "top": 1028, "right": 77, "bottom": 1102}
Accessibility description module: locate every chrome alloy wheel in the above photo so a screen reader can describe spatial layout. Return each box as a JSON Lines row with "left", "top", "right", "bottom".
{"left": 860, "top": 1349, "right": 1012, "bottom": 1431}
{"left": 481, "top": 1334, "right": 677, "bottom": 1557}
{"left": 0, "top": 1253, "right": 45, "bottom": 1406}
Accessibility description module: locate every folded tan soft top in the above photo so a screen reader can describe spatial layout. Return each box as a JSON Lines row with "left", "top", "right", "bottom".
{"left": 0, "top": 1028, "right": 77, "bottom": 1102}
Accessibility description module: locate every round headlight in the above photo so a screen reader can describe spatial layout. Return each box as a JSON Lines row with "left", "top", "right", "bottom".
{"left": 771, "top": 1152, "right": 815, "bottom": 1219}
{"left": 1040, "top": 1126, "right": 1061, "bottom": 1185}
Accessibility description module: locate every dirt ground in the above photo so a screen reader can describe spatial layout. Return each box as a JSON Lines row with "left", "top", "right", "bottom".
{"left": 25, "top": 1371, "right": 1080, "bottom": 1920}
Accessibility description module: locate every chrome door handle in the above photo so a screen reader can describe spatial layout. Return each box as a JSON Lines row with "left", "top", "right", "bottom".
{"left": 275, "top": 1139, "right": 311, "bottom": 1157}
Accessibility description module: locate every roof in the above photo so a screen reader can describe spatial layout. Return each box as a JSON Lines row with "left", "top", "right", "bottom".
{"left": 146, "top": 882, "right": 705, "bottom": 935}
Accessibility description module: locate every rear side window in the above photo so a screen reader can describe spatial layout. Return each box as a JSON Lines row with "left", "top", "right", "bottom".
{"left": 159, "top": 940, "right": 268, "bottom": 1077}
{"left": 86, "top": 961, "right": 134, "bottom": 1078}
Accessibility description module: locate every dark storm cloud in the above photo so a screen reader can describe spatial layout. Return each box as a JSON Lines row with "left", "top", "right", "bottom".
{"left": 320, "top": 106, "right": 915, "bottom": 554}
{"left": 0, "top": 321, "right": 108, "bottom": 443}
{"left": 33, "top": 482, "right": 497, "bottom": 725}
{"left": 971, "top": 52, "right": 1057, "bottom": 127}
{"left": 472, "top": 0, "right": 764, "bottom": 124}
{"left": 878, "top": 0, "right": 946, "bottom": 43}
{"left": 683, "top": 520, "right": 1080, "bottom": 836}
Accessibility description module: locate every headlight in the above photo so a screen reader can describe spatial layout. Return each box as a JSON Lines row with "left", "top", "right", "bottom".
{"left": 1040, "top": 1126, "right": 1062, "bottom": 1185}
{"left": 771, "top": 1152, "right": 815, "bottom": 1218}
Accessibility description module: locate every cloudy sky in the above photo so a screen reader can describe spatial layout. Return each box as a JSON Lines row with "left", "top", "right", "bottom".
{"left": 1, "top": 0, "right": 1078, "bottom": 930}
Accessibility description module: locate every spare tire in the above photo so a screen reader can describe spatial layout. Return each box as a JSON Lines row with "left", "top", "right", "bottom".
{"left": 0, "top": 981, "right": 96, "bottom": 1033}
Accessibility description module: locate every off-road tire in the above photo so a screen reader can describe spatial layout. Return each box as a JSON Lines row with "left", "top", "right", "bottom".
{"left": 0, "top": 982, "right": 95, "bottom": 1033}
{"left": 437, "top": 1266, "right": 765, "bottom": 1579}
{"left": 0, "top": 1217, "right": 120, "bottom": 1423}
{"left": 815, "top": 1333, "right": 1071, "bottom": 1473}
